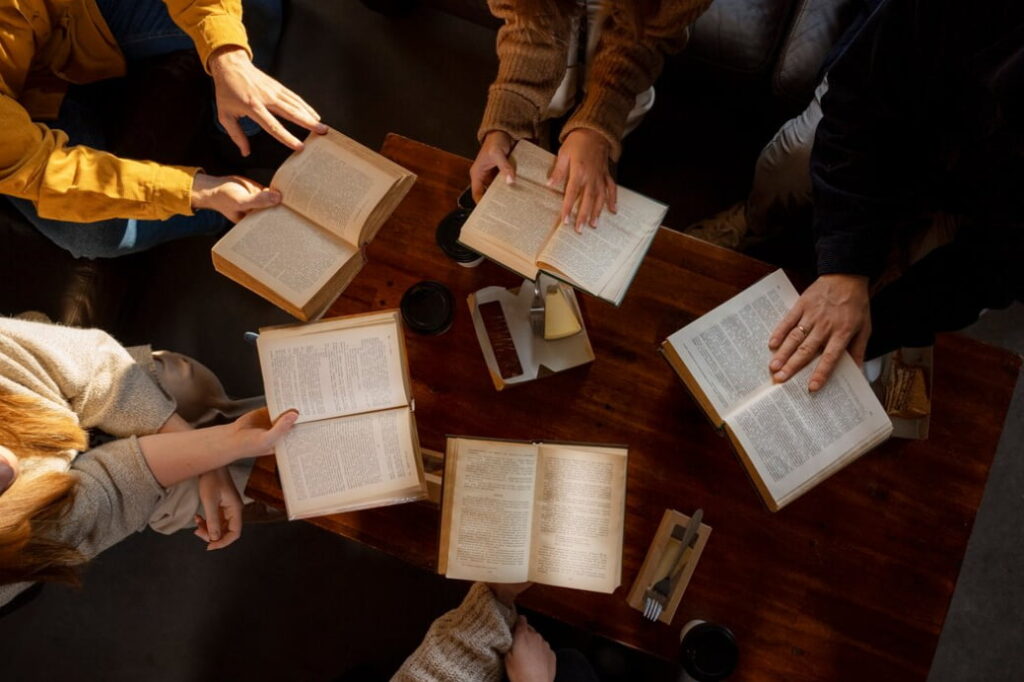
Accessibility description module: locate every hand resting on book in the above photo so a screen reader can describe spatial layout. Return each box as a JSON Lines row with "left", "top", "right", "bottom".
{"left": 768, "top": 274, "right": 872, "bottom": 392}
{"left": 548, "top": 129, "right": 618, "bottom": 233}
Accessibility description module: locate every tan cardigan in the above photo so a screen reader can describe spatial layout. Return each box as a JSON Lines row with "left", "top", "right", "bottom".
{"left": 480, "top": 0, "right": 714, "bottom": 160}
{"left": 392, "top": 582, "right": 517, "bottom": 681}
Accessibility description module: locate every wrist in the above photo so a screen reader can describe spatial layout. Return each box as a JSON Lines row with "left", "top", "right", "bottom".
{"left": 191, "top": 173, "right": 217, "bottom": 211}
{"left": 483, "top": 130, "right": 512, "bottom": 150}
{"left": 208, "top": 45, "right": 250, "bottom": 76}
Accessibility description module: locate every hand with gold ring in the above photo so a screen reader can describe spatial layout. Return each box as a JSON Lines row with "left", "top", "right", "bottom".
{"left": 767, "top": 274, "right": 871, "bottom": 392}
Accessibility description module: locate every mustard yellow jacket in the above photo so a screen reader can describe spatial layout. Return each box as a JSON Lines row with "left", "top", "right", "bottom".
{"left": 0, "top": 0, "right": 252, "bottom": 222}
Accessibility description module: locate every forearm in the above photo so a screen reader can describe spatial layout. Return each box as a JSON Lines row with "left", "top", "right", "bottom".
{"left": 479, "top": 0, "right": 572, "bottom": 142}
{"left": 138, "top": 424, "right": 239, "bottom": 488}
{"left": 1, "top": 101, "right": 198, "bottom": 221}
{"left": 162, "top": 0, "right": 251, "bottom": 71}
{"left": 562, "top": 0, "right": 711, "bottom": 158}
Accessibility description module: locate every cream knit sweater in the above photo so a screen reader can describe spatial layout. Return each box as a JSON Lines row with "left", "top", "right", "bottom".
{"left": 392, "top": 582, "right": 518, "bottom": 682}
{"left": 0, "top": 317, "right": 177, "bottom": 606}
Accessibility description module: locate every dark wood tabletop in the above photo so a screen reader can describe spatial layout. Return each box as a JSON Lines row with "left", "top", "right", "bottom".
{"left": 246, "top": 134, "right": 1022, "bottom": 680}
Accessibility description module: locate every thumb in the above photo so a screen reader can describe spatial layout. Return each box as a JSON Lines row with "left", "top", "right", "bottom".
{"left": 547, "top": 152, "right": 569, "bottom": 190}
{"left": 238, "top": 187, "right": 282, "bottom": 212}
{"left": 496, "top": 154, "right": 516, "bottom": 186}
{"left": 268, "top": 409, "right": 300, "bottom": 441}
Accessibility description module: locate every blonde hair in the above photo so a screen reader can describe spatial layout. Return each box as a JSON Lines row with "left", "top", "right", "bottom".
{"left": 0, "top": 393, "right": 87, "bottom": 586}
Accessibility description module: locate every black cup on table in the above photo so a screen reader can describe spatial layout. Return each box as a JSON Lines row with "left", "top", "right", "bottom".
{"left": 678, "top": 620, "right": 739, "bottom": 682}
{"left": 400, "top": 281, "right": 455, "bottom": 335}
{"left": 435, "top": 208, "right": 483, "bottom": 267}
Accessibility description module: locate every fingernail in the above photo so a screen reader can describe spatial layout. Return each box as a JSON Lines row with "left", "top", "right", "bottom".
{"left": 809, "top": 381, "right": 821, "bottom": 392}
{"left": 768, "top": 337, "right": 778, "bottom": 348}
{"left": 270, "top": 191, "right": 282, "bottom": 204}
{"left": 546, "top": 178, "right": 554, "bottom": 187}
{"left": 211, "top": 532, "right": 220, "bottom": 541}
{"left": 316, "top": 123, "right": 328, "bottom": 133}
{"left": 769, "top": 360, "right": 781, "bottom": 371}
{"left": 506, "top": 174, "right": 514, "bottom": 185}
{"left": 563, "top": 216, "right": 570, "bottom": 225}
{"left": 774, "top": 371, "right": 787, "bottom": 381}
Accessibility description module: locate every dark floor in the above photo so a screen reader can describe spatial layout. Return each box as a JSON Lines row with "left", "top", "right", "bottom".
{"left": 1, "top": 1, "right": 1023, "bottom": 681}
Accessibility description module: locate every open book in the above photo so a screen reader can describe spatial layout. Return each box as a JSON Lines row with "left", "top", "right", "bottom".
{"left": 438, "top": 437, "right": 627, "bottom": 594}
{"left": 661, "top": 270, "right": 893, "bottom": 511}
{"left": 458, "top": 141, "right": 667, "bottom": 305}
{"left": 257, "top": 310, "right": 426, "bottom": 519}
{"left": 213, "top": 128, "right": 416, "bottom": 320}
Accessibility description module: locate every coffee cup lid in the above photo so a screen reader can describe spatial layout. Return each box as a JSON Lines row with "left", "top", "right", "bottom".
{"left": 680, "top": 622, "right": 739, "bottom": 681}
{"left": 400, "top": 281, "right": 454, "bottom": 335}
{"left": 436, "top": 209, "right": 481, "bottom": 263}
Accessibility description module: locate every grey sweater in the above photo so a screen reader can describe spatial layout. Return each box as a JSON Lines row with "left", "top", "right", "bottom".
{"left": 0, "top": 317, "right": 177, "bottom": 606}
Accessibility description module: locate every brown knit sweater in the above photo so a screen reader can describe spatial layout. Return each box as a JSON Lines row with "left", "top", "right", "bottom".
{"left": 480, "top": 0, "right": 715, "bottom": 160}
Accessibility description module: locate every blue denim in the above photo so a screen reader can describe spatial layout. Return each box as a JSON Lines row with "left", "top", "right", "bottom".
{"left": 9, "top": 0, "right": 283, "bottom": 259}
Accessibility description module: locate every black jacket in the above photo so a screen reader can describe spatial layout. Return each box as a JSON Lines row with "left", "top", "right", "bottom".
{"left": 811, "top": 0, "right": 1024, "bottom": 277}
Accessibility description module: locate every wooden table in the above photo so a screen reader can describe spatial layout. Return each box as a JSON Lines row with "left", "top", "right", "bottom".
{"left": 247, "top": 134, "right": 1022, "bottom": 680}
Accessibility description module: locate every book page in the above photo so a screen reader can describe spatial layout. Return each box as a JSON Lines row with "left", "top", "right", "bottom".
{"left": 457, "top": 143, "right": 567, "bottom": 278}
{"left": 537, "top": 186, "right": 666, "bottom": 299}
{"left": 212, "top": 206, "right": 356, "bottom": 308}
{"left": 527, "top": 445, "right": 626, "bottom": 593}
{"left": 258, "top": 320, "right": 407, "bottom": 423}
{"left": 443, "top": 439, "right": 538, "bottom": 583}
{"left": 271, "top": 130, "right": 395, "bottom": 245}
{"left": 665, "top": 269, "right": 798, "bottom": 420}
{"left": 728, "top": 358, "right": 892, "bottom": 506}
{"left": 275, "top": 407, "right": 419, "bottom": 517}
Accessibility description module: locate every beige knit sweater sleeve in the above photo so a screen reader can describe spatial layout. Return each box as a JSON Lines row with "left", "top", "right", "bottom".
{"left": 0, "top": 317, "right": 176, "bottom": 436}
{"left": 391, "top": 582, "right": 517, "bottom": 682}
{"left": 481, "top": 0, "right": 714, "bottom": 160}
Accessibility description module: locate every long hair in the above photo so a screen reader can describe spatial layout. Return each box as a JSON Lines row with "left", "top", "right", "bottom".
{"left": 515, "top": 0, "right": 663, "bottom": 36}
{"left": 0, "top": 393, "right": 87, "bottom": 586}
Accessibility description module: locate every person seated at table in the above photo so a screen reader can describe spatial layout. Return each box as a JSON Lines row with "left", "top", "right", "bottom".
{"left": 470, "top": 0, "right": 713, "bottom": 232}
{"left": 0, "top": 314, "right": 298, "bottom": 607}
{"left": 0, "top": 0, "right": 327, "bottom": 260}
{"left": 393, "top": 582, "right": 598, "bottom": 682}
{"left": 759, "top": 0, "right": 1024, "bottom": 392}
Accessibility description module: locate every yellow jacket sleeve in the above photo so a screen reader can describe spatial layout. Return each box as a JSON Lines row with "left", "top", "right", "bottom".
{"left": 0, "top": 5, "right": 199, "bottom": 222}
{"left": 162, "top": 0, "right": 253, "bottom": 70}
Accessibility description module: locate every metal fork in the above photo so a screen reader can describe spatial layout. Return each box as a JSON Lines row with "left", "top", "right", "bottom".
{"left": 529, "top": 280, "right": 545, "bottom": 336}
{"left": 643, "top": 508, "right": 703, "bottom": 622}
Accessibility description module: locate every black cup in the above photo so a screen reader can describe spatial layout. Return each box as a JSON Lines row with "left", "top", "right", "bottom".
{"left": 679, "top": 621, "right": 738, "bottom": 681}
{"left": 436, "top": 208, "right": 483, "bottom": 267}
{"left": 400, "top": 281, "right": 455, "bottom": 335}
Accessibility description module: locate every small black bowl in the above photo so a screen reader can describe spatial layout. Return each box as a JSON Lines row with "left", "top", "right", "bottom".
{"left": 400, "top": 281, "right": 455, "bottom": 335}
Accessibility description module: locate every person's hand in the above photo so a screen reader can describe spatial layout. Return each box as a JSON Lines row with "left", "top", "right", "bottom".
{"left": 191, "top": 173, "right": 281, "bottom": 222}
{"left": 219, "top": 408, "right": 299, "bottom": 461}
{"left": 505, "top": 616, "right": 557, "bottom": 682}
{"left": 768, "top": 274, "right": 872, "bottom": 391}
{"left": 547, "top": 128, "right": 617, "bottom": 233}
{"left": 208, "top": 46, "right": 328, "bottom": 156}
{"left": 470, "top": 131, "right": 515, "bottom": 203}
{"left": 487, "top": 582, "right": 533, "bottom": 607}
{"left": 194, "top": 467, "right": 243, "bottom": 550}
